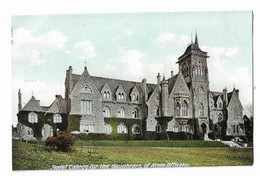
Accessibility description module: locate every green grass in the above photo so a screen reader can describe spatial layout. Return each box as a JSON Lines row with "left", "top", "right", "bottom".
{"left": 12, "top": 140, "right": 253, "bottom": 170}
{"left": 74, "top": 140, "right": 228, "bottom": 148}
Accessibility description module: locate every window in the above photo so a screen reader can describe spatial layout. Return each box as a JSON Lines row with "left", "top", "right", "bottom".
{"left": 82, "top": 85, "right": 92, "bottom": 93}
{"left": 118, "top": 93, "right": 124, "bottom": 100}
{"left": 197, "top": 61, "right": 203, "bottom": 76}
{"left": 132, "top": 124, "right": 141, "bottom": 134}
{"left": 155, "top": 105, "right": 159, "bottom": 116}
{"left": 176, "top": 102, "right": 181, "bottom": 116}
{"left": 103, "top": 91, "right": 110, "bottom": 99}
{"left": 104, "top": 124, "right": 112, "bottom": 134}
{"left": 28, "top": 129, "right": 33, "bottom": 136}
{"left": 50, "top": 127, "right": 53, "bottom": 136}
{"left": 182, "top": 101, "right": 188, "bottom": 116}
{"left": 199, "top": 103, "right": 204, "bottom": 116}
{"left": 199, "top": 86, "right": 204, "bottom": 93}
{"left": 81, "top": 100, "right": 93, "bottom": 115}
{"left": 132, "top": 108, "right": 139, "bottom": 118}
{"left": 132, "top": 94, "right": 136, "bottom": 101}
{"left": 117, "top": 123, "right": 127, "bottom": 134}
{"left": 80, "top": 124, "right": 94, "bottom": 133}
{"left": 118, "top": 107, "right": 125, "bottom": 118}
{"left": 28, "top": 112, "right": 38, "bottom": 123}
{"left": 41, "top": 128, "right": 45, "bottom": 138}
{"left": 103, "top": 106, "right": 110, "bottom": 117}
{"left": 218, "top": 102, "right": 222, "bottom": 109}
{"left": 155, "top": 123, "right": 162, "bottom": 133}
{"left": 218, "top": 113, "right": 223, "bottom": 122}
{"left": 173, "top": 126, "right": 179, "bottom": 132}
{"left": 53, "top": 114, "right": 62, "bottom": 123}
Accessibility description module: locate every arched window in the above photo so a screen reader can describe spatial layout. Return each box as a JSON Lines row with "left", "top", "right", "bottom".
{"left": 118, "top": 93, "right": 124, "bottom": 100}
{"left": 155, "top": 123, "right": 162, "bottom": 133}
{"left": 53, "top": 114, "right": 62, "bottom": 123}
{"left": 104, "top": 91, "right": 110, "bottom": 99}
{"left": 132, "top": 124, "right": 141, "bottom": 134}
{"left": 132, "top": 108, "right": 139, "bottom": 118}
{"left": 176, "top": 102, "right": 181, "bottom": 116}
{"left": 50, "top": 127, "right": 53, "bottom": 136}
{"left": 199, "top": 103, "right": 204, "bottom": 116}
{"left": 197, "top": 61, "right": 203, "bottom": 76}
{"left": 117, "top": 123, "right": 127, "bottom": 134}
{"left": 155, "top": 105, "right": 159, "bottom": 117}
{"left": 118, "top": 107, "right": 125, "bottom": 118}
{"left": 182, "top": 101, "right": 188, "bottom": 116}
{"left": 218, "top": 113, "right": 223, "bottom": 122}
{"left": 132, "top": 94, "right": 136, "bottom": 101}
{"left": 103, "top": 106, "right": 111, "bottom": 117}
{"left": 28, "top": 129, "right": 34, "bottom": 136}
{"left": 218, "top": 102, "right": 222, "bottom": 109}
{"left": 82, "top": 85, "right": 92, "bottom": 93}
{"left": 104, "top": 124, "right": 112, "bottom": 134}
{"left": 28, "top": 112, "right": 38, "bottom": 123}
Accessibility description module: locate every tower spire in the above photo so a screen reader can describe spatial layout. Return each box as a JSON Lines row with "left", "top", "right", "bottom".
{"left": 195, "top": 30, "right": 199, "bottom": 47}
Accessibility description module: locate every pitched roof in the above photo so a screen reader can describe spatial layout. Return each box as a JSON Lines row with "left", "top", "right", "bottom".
{"left": 22, "top": 96, "right": 44, "bottom": 112}
{"left": 71, "top": 73, "right": 157, "bottom": 102}
{"left": 47, "top": 95, "right": 67, "bottom": 114}
{"left": 167, "top": 74, "right": 178, "bottom": 93}
{"left": 91, "top": 76, "right": 156, "bottom": 102}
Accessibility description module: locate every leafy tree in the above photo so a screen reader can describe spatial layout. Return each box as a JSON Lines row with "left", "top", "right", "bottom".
{"left": 45, "top": 131, "right": 77, "bottom": 152}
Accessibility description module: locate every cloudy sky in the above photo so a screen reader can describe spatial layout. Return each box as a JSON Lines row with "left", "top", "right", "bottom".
{"left": 12, "top": 12, "right": 253, "bottom": 126}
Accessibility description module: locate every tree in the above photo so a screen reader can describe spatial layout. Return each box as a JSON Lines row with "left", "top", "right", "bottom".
{"left": 45, "top": 131, "right": 77, "bottom": 152}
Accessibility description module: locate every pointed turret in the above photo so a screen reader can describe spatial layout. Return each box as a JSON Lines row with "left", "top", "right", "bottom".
{"left": 195, "top": 32, "right": 199, "bottom": 47}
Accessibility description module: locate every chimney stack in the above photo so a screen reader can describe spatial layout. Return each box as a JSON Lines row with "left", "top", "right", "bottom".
{"left": 171, "top": 70, "right": 174, "bottom": 77}
{"left": 18, "top": 89, "right": 22, "bottom": 112}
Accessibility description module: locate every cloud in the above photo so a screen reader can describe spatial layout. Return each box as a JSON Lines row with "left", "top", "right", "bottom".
{"left": 123, "top": 30, "right": 134, "bottom": 36}
{"left": 73, "top": 41, "right": 96, "bottom": 59}
{"left": 201, "top": 45, "right": 252, "bottom": 106}
{"left": 97, "top": 48, "right": 178, "bottom": 83}
{"left": 201, "top": 45, "right": 239, "bottom": 72}
{"left": 155, "top": 33, "right": 190, "bottom": 48}
{"left": 12, "top": 77, "right": 64, "bottom": 126}
{"left": 12, "top": 28, "right": 68, "bottom": 67}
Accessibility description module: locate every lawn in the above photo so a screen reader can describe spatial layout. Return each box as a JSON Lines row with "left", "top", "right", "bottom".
{"left": 12, "top": 140, "right": 253, "bottom": 170}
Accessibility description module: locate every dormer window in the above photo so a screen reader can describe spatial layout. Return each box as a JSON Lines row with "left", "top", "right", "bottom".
{"left": 218, "top": 102, "right": 222, "bottom": 109}
{"left": 118, "top": 93, "right": 124, "bottom": 101}
{"left": 82, "top": 85, "right": 92, "bottom": 93}
{"left": 132, "top": 94, "right": 139, "bottom": 102}
{"left": 103, "top": 91, "right": 110, "bottom": 99}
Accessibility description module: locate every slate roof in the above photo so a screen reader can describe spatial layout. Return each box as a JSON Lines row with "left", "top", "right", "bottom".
{"left": 47, "top": 95, "right": 67, "bottom": 114}
{"left": 71, "top": 74, "right": 157, "bottom": 102}
{"left": 167, "top": 74, "right": 178, "bottom": 93}
{"left": 22, "top": 96, "right": 44, "bottom": 112}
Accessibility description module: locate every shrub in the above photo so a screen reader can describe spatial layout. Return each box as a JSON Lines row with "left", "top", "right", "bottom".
{"left": 45, "top": 131, "right": 77, "bottom": 152}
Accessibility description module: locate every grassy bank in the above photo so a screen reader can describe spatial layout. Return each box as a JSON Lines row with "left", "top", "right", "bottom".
{"left": 12, "top": 140, "right": 253, "bottom": 170}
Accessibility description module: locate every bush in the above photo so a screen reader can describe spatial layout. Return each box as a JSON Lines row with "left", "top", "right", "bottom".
{"left": 45, "top": 131, "right": 77, "bottom": 152}
{"left": 167, "top": 132, "right": 193, "bottom": 140}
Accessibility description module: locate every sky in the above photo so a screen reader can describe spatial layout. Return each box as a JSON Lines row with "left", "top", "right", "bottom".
{"left": 11, "top": 12, "right": 253, "bottom": 126}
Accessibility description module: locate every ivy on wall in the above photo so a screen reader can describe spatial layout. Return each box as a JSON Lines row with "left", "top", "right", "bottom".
{"left": 17, "top": 111, "right": 68, "bottom": 139}
{"left": 154, "top": 116, "right": 173, "bottom": 132}
{"left": 67, "top": 115, "right": 81, "bottom": 132}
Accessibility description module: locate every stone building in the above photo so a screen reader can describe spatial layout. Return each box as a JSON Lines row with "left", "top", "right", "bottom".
{"left": 16, "top": 33, "right": 245, "bottom": 140}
